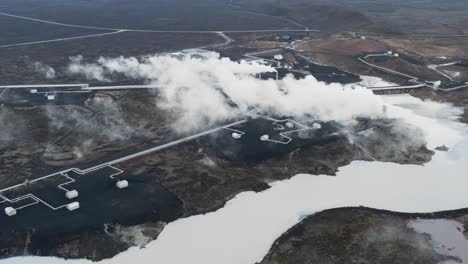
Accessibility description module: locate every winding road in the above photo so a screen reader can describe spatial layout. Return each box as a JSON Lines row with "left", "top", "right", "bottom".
{"left": 0, "top": 30, "right": 126, "bottom": 48}
{"left": 0, "top": 11, "right": 316, "bottom": 49}
{"left": 358, "top": 53, "right": 468, "bottom": 92}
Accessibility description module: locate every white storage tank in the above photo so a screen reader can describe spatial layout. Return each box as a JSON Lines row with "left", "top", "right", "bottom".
{"left": 116, "top": 180, "right": 129, "bottom": 189}
{"left": 66, "top": 202, "right": 80, "bottom": 211}
{"left": 260, "top": 135, "right": 270, "bottom": 141}
{"left": 66, "top": 190, "right": 79, "bottom": 199}
{"left": 274, "top": 54, "right": 284, "bottom": 60}
{"left": 4, "top": 207, "right": 16, "bottom": 216}
{"left": 232, "top": 132, "right": 242, "bottom": 139}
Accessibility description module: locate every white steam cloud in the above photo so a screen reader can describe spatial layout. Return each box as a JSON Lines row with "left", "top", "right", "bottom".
{"left": 68, "top": 51, "right": 385, "bottom": 132}
{"left": 68, "top": 55, "right": 109, "bottom": 82}
{"left": 33, "top": 62, "right": 56, "bottom": 79}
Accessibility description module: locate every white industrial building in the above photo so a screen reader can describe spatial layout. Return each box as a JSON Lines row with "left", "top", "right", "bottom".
{"left": 116, "top": 180, "right": 129, "bottom": 189}
{"left": 66, "top": 190, "right": 79, "bottom": 199}
{"left": 66, "top": 202, "right": 80, "bottom": 211}
{"left": 4, "top": 207, "right": 16, "bottom": 216}
{"left": 232, "top": 132, "right": 242, "bottom": 139}
{"left": 274, "top": 54, "right": 284, "bottom": 60}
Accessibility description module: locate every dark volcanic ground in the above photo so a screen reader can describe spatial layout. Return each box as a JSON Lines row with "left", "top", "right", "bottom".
{"left": 0, "top": 0, "right": 466, "bottom": 261}
{"left": 0, "top": 169, "right": 182, "bottom": 260}
{"left": 0, "top": 110, "right": 434, "bottom": 260}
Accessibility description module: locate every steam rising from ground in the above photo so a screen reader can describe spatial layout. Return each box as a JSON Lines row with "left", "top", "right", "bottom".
{"left": 347, "top": 119, "right": 431, "bottom": 163}
{"left": 46, "top": 96, "right": 139, "bottom": 142}
{"left": 43, "top": 94, "right": 154, "bottom": 160}
{"left": 1, "top": 94, "right": 466, "bottom": 264}
{"left": 69, "top": 51, "right": 384, "bottom": 132}
{"left": 32, "top": 62, "right": 56, "bottom": 79}
{"left": 69, "top": 56, "right": 109, "bottom": 82}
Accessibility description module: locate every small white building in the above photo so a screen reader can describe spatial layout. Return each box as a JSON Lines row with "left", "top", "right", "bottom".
{"left": 47, "top": 95, "right": 55, "bottom": 101}
{"left": 65, "top": 190, "right": 79, "bottom": 199}
{"left": 274, "top": 54, "right": 284, "bottom": 60}
{"left": 260, "top": 135, "right": 270, "bottom": 141}
{"left": 116, "top": 180, "right": 129, "bottom": 189}
{"left": 30, "top": 89, "right": 38, "bottom": 94}
{"left": 4, "top": 207, "right": 16, "bottom": 216}
{"left": 232, "top": 132, "right": 242, "bottom": 139}
{"left": 286, "top": 122, "right": 294, "bottom": 128}
{"left": 312, "top": 123, "right": 322, "bottom": 130}
{"left": 387, "top": 51, "right": 393, "bottom": 55}
{"left": 432, "top": 80, "right": 442, "bottom": 90}
{"left": 394, "top": 53, "right": 400, "bottom": 57}
{"left": 66, "top": 202, "right": 80, "bottom": 211}
{"left": 360, "top": 36, "right": 367, "bottom": 40}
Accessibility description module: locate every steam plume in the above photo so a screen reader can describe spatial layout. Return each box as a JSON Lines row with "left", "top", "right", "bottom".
{"left": 32, "top": 62, "right": 56, "bottom": 79}
{"left": 68, "top": 51, "right": 385, "bottom": 132}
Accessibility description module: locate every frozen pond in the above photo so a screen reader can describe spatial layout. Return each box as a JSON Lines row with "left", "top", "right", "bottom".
{"left": 2, "top": 94, "right": 468, "bottom": 264}
{"left": 409, "top": 219, "right": 468, "bottom": 263}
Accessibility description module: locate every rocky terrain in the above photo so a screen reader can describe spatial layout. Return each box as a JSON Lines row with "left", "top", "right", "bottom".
{"left": 260, "top": 207, "right": 468, "bottom": 264}
{"left": 1, "top": 0, "right": 468, "bottom": 262}
{"left": 0, "top": 99, "right": 434, "bottom": 260}
{"left": 233, "top": 0, "right": 468, "bottom": 34}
